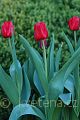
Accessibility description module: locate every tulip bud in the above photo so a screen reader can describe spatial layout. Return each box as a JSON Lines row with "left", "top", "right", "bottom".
{"left": 1, "top": 21, "right": 14, "bottom": 38}
{"left": 34, "top": 22, "right": 48, "bottom": 41}
{"left": 68, "top": 16, "right": 80, "bottom": 31}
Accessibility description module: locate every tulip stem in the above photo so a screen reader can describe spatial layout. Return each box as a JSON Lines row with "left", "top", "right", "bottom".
{"left": 42, "top": 40, "right": 47, "bottom": 79}
{"left": 8, "top": 38, "right": 16, "bottom": 64}
{"left": 8, "top": 38, "right": 12, "bottom": 52}
{"left": 42, "top": 40, "right": 48, "bottom": 119}
{"left": 8, "top": 38, "right": 14, "bottom": 60}
{"left": 74, "top": 31, "right": 77, "bottom": 49}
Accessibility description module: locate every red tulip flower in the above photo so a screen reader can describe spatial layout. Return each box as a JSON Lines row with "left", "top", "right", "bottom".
{"left": 34, "top": 22, "right": 48, "bottom": 41}
{"left": 1, "top": 21, "right": 14, "bottom": 38}
{"left": 68, "top": 16, "right": 80, "bottom": 31}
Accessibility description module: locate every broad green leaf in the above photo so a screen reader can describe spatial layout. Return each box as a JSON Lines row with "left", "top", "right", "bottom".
{"left": 10, "top": 63, "right": 16, "bottom": 82}
{"left": 59, "top": 93, "right": 72, "bottom": 105}
{"left": 48, "top": 76, "right": 74, "bottom": 120}
{"left": 64, "top": 75, "right": 74, "bottom": 102}
{"left": 0, "top": 65, "right": 19, "bottom": 105}
{"left": 10, "top": 60, "right": 23, "bottom": 98}
{"left": 74, "top": 64, "right": 79, "bottom": 91}
{"left": 73, "top": 77, "right": 80, "bottom": 117}
{"left": 19, "top": 35, "right": 48, "bottom": 95}
{"left": 23, "top": 58, "right": 34, "bottom": 89}
{"left": 33, "top": 71, "right": 45, "bottom": 96}
{"left": 61, "top": 32, "right": 74, "bottom": 55}
{"left": 21, "top": 64, "right": 31, "bottom": 103}
{"left": 33, "top": 48, "right": 43, "bottom": 62}
{"left": 77, "top": 78, "right": 80, "bottom": 113}
{"left": 9, "top": 104, "right": 46, "bottom": 120}
{"left": 73, "top": 37, "right": 80, "bottom": 117}
{"left": 47, "top": 33, "right": 54, "bottom": 80}
{"left": 49, "top": 46, "right": 80, "bottom": 101}
{"left": 9, "top": 60, "right": 23, "bottom": 84}
{"left": 11, "top": 35, "right": 23, "bottom": 98}
{"left": 76, "top": 37, "right": 80, "bottom": 49}
{"left": 28, "top": 59, "right": 35, "bottom": 87}
{"left": 55, "top": 44, "right": 62, "bottom": 71}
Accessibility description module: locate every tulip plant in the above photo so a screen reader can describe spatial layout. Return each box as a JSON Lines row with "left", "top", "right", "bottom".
{"left": 0, "top": 17, "right": 80, "bottom": 120}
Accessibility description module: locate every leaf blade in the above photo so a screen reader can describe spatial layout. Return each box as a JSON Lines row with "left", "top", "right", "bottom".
{"left": 0, "top": 65, "right": 19, "bottom": 105}
{"left": 61, "top": 32, "right": 74, "bottom": 55}
{"left": 49, "top": 46, "right": 80, "bottom": 101}
{"left": 9, "top": 104, "right": 46, "bottom": 120}
{"left": 19, "top": 35, "right": 48, "bottom": 95}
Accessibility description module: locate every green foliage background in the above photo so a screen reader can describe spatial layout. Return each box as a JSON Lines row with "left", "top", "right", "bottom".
{"left": 0, "top": 0, "right": 80, "bottom": 119}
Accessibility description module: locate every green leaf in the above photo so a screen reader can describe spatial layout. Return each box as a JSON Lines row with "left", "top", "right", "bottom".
{"left": 28, "top": 59, "right": 35, "bottom": 88}
{"left": 10, "top": 63, "right": 16, "bottom": 82}
{"left": 74, "top": 64, "right": 79, "bottom": 91}
{"left": 76, "top": 37, "right": 80, "bottom": 49}
{"left": 59, "top": 93, "right": 72, "bottom": 105}
{"left": 33, "top": 71, "right": 45, "bottom": 96}
{"left": 73, "top": 37, "right": 80, "bottom": 117}
{"left": 11, "top": 35, "right": 23, "bottom": 98}
{"left": 73, "top": 77, "right": 80, "bottom": 117}
{"left": 0, "top": 65, "right": 19, "bottom": 105}
{"left": 19, "top": 35, "right": 48, "bottom": 95}
{"left": 21, "top": 64, "right": 31, "bottom": 103}
{"left": 9, "top": 60, "right": 23, "bottom": 98}
{"left": 64, "top": 75, "right": 74, "bottom": 102}
{"left": 23, "top": 59, "right": 34, "bottom": 89}
{"left": 55, "top": 44, "right": 62, "bottom": 71}
{"left": 33, "top": 48, "right": 43, "bottom": 62}
{"left": 49, "top": 46, "right": 80, "bottom": 101}
{"left": 61, "top": 32, "right": 74, "bottom": 55}
{"left": 47, "top": 33, "right": 54, "bottom": 80}
{"left": 9, "top": 104, "right": 46, "bottom": 120}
